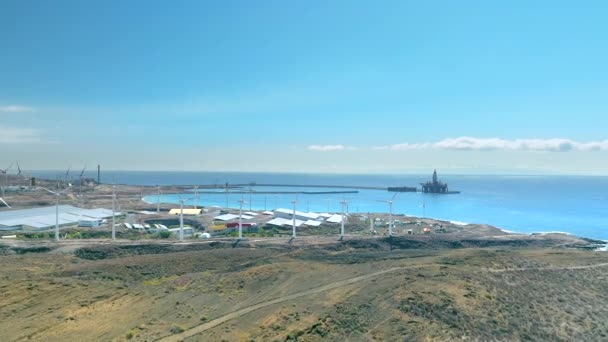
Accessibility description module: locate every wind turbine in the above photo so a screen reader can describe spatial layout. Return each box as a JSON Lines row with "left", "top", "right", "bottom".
{"left": 38, "top": 185, "right": 72, "bottom": 241}
{"left": 92, "top": 183, "right": 124, "bottom": 241}
{"left": 0, "top": 197, "right": 10, "bottom": 208}
{"left": 177, "top": 194, "right": 199, "bottom": 241}
{"left": 16, "top": 162, "right": 23, "bottom": 178}
{"left": 193, "top": 185, "right": 199, "bottom": 209}
{"left": 15, "top": 162, "right": 31, "bottom": 184}
{"left": 377, "top": 193, "right": 398, "bottom": 236}
{"left": 237, "top": 197, "right": 248, "bottom": 239}
{"left": 291, "top": 200, "right": 297, "bottom": 239}
{"left": 248, "top": 182, "right": 254, "bottom": 211}
{"left": 64, "top": 165, "right": 71, "bottom": 185}
{"left": 340, "top": 200, "right": 347, "bottom": 239}
{"left": 156, "top": 185, "right": 161, "bottom": 213}
{"left": 369, "top": 214, "right": 374, "bottom": 233}
{"left": 111, "top": 185, "right": 116, "bottom": 240}
{"left": 225, "top": 182, "right": 229, "bottom": 209}
{"left": 0, "top": 163, "right": 12, "bottom": 197}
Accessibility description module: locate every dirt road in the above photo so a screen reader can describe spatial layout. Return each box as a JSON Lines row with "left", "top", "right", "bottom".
{"left": 157, "top": 265, "right": 420, "bottom": 341}
{"left": 158, "top": 260, "right": 608, "bottom": 341}
{"left": 486, "top": 262, "right": 608, "bottom": 273}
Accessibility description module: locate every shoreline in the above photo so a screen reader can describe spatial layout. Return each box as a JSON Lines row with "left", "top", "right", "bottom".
{"left": 142, "top": 195, "right": 603, "bottom": 242}
{"left": 2, "top": 176, "right": 606, "bottom": 243}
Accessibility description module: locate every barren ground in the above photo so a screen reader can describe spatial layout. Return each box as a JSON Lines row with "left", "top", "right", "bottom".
{"left": 2, "top": 235, "right": 608, "bottom": 341}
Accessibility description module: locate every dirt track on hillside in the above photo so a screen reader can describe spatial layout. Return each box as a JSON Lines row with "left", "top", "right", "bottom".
{"left": 158, "top": 264, "right": 437, "bottom": 341}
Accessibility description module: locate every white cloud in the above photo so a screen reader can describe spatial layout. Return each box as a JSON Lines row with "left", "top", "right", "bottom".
{"left": 0, "top": 105, "right": 34, "bottom": 113}
{"left": 0, "top": 125, "right": 41, "bottom": 143}
{"left": 375, "top": 137, "right": 608, "bottom": 152}
{"left": 307, "top": 144, "right": 355, "bottom": 152}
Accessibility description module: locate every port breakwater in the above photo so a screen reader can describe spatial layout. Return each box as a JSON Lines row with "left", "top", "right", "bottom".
{"left": 180, "top": 183, "right": 387, "bottom": 194}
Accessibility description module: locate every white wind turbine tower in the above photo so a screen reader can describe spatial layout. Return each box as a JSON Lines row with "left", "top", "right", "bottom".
{"left": 0, "top": 163, "right": 13, "bottom": 197}
{"left": 291, "top": 200, "right": 297, "bottom": 239}
{"left": 193, "top": 185, "right": 199, "bottom": 209}
{"left": 224, "top": 182, "right": 230, "bottom": 209}
{"left": 64, "top": 166, "right": 71, "bottom": 186}
{"left": 248, "top": 182, "right": 254, "bottom": 211}
{"left": 16, "top": 162, "right": 24, "bottom": 180}
{"left": 177, "top": 194, "right": 200, "bottom": 241}
{"left": 249, "top": 189, "right": 252, "bottom": 211}
{"left": 38, "top": 185, "right": 72, "bottom": 241}
{"left": 156, "top": 185, "right": 161, "bottom": 213}
{"left": 377, "top": 193, "right": 398, "bottom": 236}
{"left": 237, "top": 197, "right": 247, "bottom": 239}
{"left": 369, "top": 214, "right": 374, "bottom": 233}
{"left": 16, "top": 162, "right": 30, "bottom": 185}
{"left": 340, "top": 199, "right": 347, "bottom": 239}
{"left": 111, "top": 185, "right": 117, "bottom": 240}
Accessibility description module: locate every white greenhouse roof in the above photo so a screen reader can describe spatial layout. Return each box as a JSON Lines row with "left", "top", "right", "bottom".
{"left": 274, "top": 208, "right": 320, "bottom": 220}
{"left": 304, "top": 220, "right": 323, "bottom": 226}
{"left": 0, "top": 205, "right": 118, "bottom": 230}
{"left": 214, "top": 213, "right": 239, "bottom": 221}
{"left": 326, "top": 214, "right": 345, "bottom": 224}
{"left": 266, "top": 217, "right": 305, "bottom": 227}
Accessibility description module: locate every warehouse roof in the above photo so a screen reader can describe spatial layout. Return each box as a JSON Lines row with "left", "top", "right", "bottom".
{"left": 168, "top": 208, "right": 202, "bottom": 215}
{"left": 0, "top": 205, "right": 118, "bottom": 230}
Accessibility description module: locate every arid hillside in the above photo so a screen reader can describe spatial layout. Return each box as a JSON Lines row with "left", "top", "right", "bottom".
{"left": 2, "top": 237, "right": 608, "bottom": 341}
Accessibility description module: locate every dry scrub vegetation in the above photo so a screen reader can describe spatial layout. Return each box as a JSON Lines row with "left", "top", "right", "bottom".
{"left": 1, "top": 239, "right": 608, "bottom": 341}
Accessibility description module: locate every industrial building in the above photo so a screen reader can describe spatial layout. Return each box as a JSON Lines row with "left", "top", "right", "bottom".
{"left": 0, "top": 205, "right": 119, "bottom": 231}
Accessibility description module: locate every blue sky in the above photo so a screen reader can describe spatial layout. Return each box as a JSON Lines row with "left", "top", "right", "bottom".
{"left": 1, "top": 1, "right": 608, "bottom": 174}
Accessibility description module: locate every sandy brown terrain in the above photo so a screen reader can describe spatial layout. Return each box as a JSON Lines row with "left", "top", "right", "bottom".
{"left": 2, "top": 235, "right": 608, "bottom": 341}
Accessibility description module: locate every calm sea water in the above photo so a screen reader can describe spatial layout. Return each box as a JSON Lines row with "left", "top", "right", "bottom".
{"left": 32, "top": 171, "right": 608, "bottom": 240}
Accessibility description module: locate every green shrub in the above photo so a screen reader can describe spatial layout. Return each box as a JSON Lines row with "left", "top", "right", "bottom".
{"left": 126, "top": 329, "right": 135, "bottom": 339}
{"left": 158, "top": 230, "right": 172, "bottom": 239}
{"left": 170, "top": 325, "right": 185, "bottom": 334}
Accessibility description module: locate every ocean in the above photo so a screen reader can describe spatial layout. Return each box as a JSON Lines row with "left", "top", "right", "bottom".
{"left": 32, "top": 171, "right": 608, "bottom": 240}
